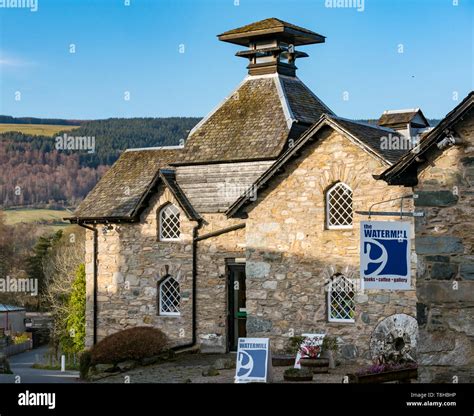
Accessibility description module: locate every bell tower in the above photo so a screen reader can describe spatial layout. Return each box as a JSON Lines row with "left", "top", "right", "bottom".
{"left": 218, "top": 18, "right": 325, "bottom": 77}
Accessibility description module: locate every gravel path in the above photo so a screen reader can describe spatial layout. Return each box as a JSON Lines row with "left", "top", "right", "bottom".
{"left": 95, "top": 353, "right": 358, "bottom": 384}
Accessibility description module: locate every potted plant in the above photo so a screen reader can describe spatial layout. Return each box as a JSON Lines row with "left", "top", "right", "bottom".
{"left": 299, "top": 338, "right": 329, "bottom": 374}
{"left": 347, "top": 331, "right": 418, "bottom": 383}
{"left": 273, "top": 336, "right": 305, "bottom": 367}
{"left": 347, "top": 362, "right": 418, "bottom": 384}
{"left": 321, "top": 336, "right": 338, "bottom": 369}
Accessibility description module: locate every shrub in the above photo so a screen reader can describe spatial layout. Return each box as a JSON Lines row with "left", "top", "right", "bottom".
{"left": 61, "top": 264, "right": 86, "bottom": 353}
{"left": 90, "top": 327, "right": 168, "bottom": 365}
{"left": 79, "top": 350, "right": 92, "bottom": 379}
{"left": 13, "top": 333, "right": 30, "bottom": 345}
{"left": 0, "top": 356, "right": 12, "bottom": 374}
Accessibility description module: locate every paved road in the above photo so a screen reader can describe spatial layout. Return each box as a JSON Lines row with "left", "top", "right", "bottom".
{"left": 0, "top": 345, "right": 80, "bottom": 383}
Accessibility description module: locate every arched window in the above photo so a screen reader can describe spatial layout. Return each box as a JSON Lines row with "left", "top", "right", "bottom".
{"left": 159, "top": 203, "right": 181, "bottom": 241}
{"left": 326, "top": 182, "right": 353, "bottom": 229}
{"left": 159, "top": 276, "right": 180, "bottom": 316}
{"left": 327, "top": 274, "right": 355, "bottom": 323}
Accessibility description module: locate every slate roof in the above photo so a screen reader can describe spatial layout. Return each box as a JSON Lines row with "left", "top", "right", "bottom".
{"left": 281, "top": 76, "right": 334, "bottom": 124}
{"left": 173, "top": 74, "right": 333, "bottom": 165}
{"left": 159, "top": 170, "right": 200, "bottom": 221}
{"left": 379, "top": 108, "right": 429, "bottom": 127}
{"left": 69, "top": 148, "right": 183, "bottom": 221}
{"left": 218, "top": 18, "right": 325, "bottom": 46}
{"left": 219, "top": 18, "right": 321, "bottom": 37}
{"left": 226, "top": 114, "right": 407, "bottom": 217}
{"left": 331, "top": 116, "right": 408, "bottom": 164}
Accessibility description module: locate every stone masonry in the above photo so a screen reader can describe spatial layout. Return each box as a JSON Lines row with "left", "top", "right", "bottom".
{"left": 414, "top": 109, "right": 474, "bottom": 383}
{"left": 84, "top": 187, "right": 196, "bottom": 348}
{"left": 244, "top": 128, "right": 417, "bottom": 361}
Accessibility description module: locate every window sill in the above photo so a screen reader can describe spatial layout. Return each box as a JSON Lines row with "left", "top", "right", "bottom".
{"left": 327, "top": 320, "right": 355, "bottom": 325}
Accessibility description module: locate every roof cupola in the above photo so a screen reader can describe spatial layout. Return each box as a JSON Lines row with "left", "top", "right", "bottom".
{"left": 218, "top": 18, "right": 325, "bottom": 77}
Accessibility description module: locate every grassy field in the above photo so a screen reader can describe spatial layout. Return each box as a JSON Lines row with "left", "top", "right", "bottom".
{"left": 2, "top": 208, "right": 71, "bottom": 231}
{"left": 0, "top": 123, "right": 78, "bottom": 136}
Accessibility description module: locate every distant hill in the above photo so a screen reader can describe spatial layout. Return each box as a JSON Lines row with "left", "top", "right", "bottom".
{"left": 66, "top": 117, "right": 201, "bottom": 167}
{"left": 0, "top": 115, "right": 82, "bottom": 125}
{"left": 2, "top": 114, "right": 441, "bottom": 209}
{"left": 0, "top": 117, "right": 201, "bottom": 208}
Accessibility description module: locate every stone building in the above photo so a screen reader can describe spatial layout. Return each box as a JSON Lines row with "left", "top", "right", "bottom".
{"left": 69, "top": 18, "right": 430, "bottom": 361}
{"left": 378, "top": 92, "right": 474, "bottom": 382}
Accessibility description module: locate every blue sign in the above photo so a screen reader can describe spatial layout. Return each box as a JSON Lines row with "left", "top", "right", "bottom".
{"left": 360, "top": 221, "right": 411, "bottom": 290}
{"left": 235, "top": 338, "right": 271, "bottom": 383}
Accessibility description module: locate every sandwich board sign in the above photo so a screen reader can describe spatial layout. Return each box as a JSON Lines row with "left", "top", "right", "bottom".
{"left": 235, "top": 338, "right": 272, "bottom": 383}
{"left": 360, "top": 221, "right": 411, "bottom": 290}
{"left": 294, "top": 333, "right": 325, "bottom": 369}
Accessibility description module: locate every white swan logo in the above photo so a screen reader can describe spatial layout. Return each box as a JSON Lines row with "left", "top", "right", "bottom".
{"left": 362, "top": 239, "right": 388, "bottom": 277}
{"left": 237, "top": 350, "right": 254, "bottom": 377}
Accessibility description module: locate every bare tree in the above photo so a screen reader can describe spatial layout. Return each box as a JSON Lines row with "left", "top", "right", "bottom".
{"left": 43, "top": 226, "right": 85, "bottom": 349}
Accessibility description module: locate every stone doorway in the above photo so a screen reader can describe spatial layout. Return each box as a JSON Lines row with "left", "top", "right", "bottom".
{"left": 227, "top": 263, "right": 246, "bottom": 351}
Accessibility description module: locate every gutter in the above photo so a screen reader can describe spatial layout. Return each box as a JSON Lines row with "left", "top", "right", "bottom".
{"left": 171, "top": 220, "right": 203, "bottom": 352}
{"left": 78, "top": 223, "right": 99, "bottom": 345}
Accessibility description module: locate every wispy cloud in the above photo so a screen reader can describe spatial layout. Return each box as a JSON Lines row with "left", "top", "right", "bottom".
{"left": 0, "top": 54, "right": 36, "bottom": 68}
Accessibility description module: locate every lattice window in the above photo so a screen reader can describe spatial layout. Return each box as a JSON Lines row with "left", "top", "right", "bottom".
{"left": 326, "top": 182, "right": 353, "bottom": 229}
{"left": 159, "top": 204, "right": 181, "bottom": 241}
{"left": 328, "top": 275, "right": 355, "bottom": 323}
{"left": 159, "top": 276, "right": 180, "bottom": 316}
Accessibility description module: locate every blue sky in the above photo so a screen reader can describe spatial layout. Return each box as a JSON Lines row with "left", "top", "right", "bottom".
{"left": 0, "top": 0, "right": 472, "bottom": 120}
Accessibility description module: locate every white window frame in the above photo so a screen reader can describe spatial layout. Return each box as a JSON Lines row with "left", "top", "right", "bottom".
{"left": 327, "top": 276, "right": 355, "bottom": 323}
{"left": 159, "top": 203, "right": 181, "bottom": 242}
{"left": 159, "top": 275, "right": 181, "bottom": 316}
{"left": 326, "top": 182, "right": 353, "bottom": 230}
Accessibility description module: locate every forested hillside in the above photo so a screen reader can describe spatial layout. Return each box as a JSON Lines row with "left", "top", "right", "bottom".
{"left": 0, "top": 117, "right": 200, "bottom": 208}
{"left": 0, "top": 115, "right": 82, "bottom": 125}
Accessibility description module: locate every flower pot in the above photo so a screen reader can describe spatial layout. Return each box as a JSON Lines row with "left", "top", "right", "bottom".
{"left": 300, "top": 357, "right": 329, "bottom": 374}
{"left": 321, "top": 350, "right": 336, "bottom": 369}
{"left": 347, "top": 368, "right": 418, "bottom": 384}
{"left": 272, "top": 354, "right": 294, "bottom": 367}
{"left": 283, "top": 368, "right": 313, "bottom": 382}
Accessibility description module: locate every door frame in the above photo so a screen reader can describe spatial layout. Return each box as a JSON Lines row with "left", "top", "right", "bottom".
{"left": 226, "top": 259, "right": 246, "bottom": 352}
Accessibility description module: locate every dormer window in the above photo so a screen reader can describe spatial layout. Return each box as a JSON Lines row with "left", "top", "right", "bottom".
{"left": 159, "top": 203, "right": 181, "bottom": 241}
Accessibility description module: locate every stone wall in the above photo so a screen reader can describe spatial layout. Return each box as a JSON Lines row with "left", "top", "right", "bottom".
{"left": 244, "top": 128, "right": 417, "bottom": 361}
{"left": 414, "top": 109, "right": 474, "bottom": 383}
{"left": 85, "top": 186, "right": 196, "bottom": 348}
{"left": 85, "top": 187, "right": 247, "bottom": 353}
{"left": 195, "top": 214, "right": 246, "bottom": 352}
